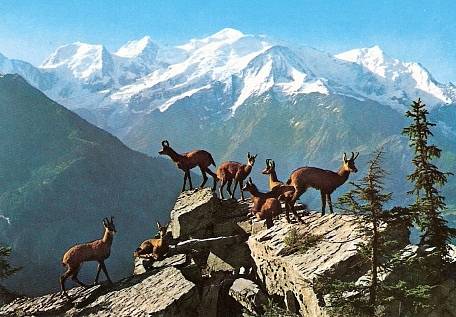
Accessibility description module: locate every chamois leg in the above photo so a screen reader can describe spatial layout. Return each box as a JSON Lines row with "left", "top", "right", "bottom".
{"left": 239, "top": 180, "right": 245, "bottom": 201}
{"left": 187, "top": 171, "right": 193, "bottom": 190}
{"left": 204, "top": 168, "right": 218, "bottom": 192}
{"left": 290, "top": 187, "right": 306, "bottom": 218}
{"left": 231, "top": 180, "right": 238, "bottom": 199}
{"left": 327, "top": 194, "right": 334, "bottom": 214}
{"left": 94, "top": 263, "right": 102, "bottom": 285}
{"left": 320, "top": 191, "right": 327, "bottom": 215}
{"left": 182, "top": 172, "right": 188, "bottom": 192}
{"left": 100, "top": 261, "right": 112, "bottom": 284}
{"left": 226, "top": 180, "right": 233, "bottom": 196}
{"left": 266, "top": 217, "right": 273, "bottom": 229}
{"left": 199, "top": 167, "right": 208, "bottom": 189}
{"left": 284, "top": 202, "right": 291, "bottom": 223}
{"left": 219, "top": 179, "right": 227, "bottom": 200}
{"left": 60, "top": 266, "right": 77, "bottom": 299}
{"left": 71, "top": 268, "right": 87, "bottom": 287}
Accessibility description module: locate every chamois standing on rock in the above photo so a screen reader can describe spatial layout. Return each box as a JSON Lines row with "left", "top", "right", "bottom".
{"left": 216, "top": 152, "right": 257, "bottom": 201}
{"left": 262, "top": 159, "right": 304, "bottom": 223}
{"left": 60, "top": 217, "right": 116, "bottom": 299}
{"left": 242, "top": 178, "right": 282, "bottom": 229}
{"left": 158, "top": 140, "right": 217, "bottom": 192}
{"left": 133, "top": 222, "right": 169, "bottom": 260}
{"left": 287, "top": 152, "right": 359, "bottom": 215}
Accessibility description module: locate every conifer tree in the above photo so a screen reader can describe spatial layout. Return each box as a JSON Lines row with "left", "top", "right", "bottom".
{"left": 0, "top": 245, "right": 19, "bottom": 280}
{"left": 325, "top": 150, "right": 430, "bottom": 317}
{"left": 402, "top": 98, "right": 455, "bottom": 263}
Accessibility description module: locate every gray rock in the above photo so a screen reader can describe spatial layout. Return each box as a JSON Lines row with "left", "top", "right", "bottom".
{"left": 169, "top": 188, "right": 219, "bottom": 239}
{"left": 229, "top": 278, "right": 267, "bottom": 315}
{"left": 248, "top": 213, "right": 367, "bottom": 317}
{"left": 134, "top": 254, "right": 187, "bottom": 275}
{"left": 1, "top": 267, "right": 199, "bottom": 317}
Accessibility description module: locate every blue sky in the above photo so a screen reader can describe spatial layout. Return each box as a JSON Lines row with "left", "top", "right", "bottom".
{"left": 1, "top": 0, "right": 455, "bottom": 82}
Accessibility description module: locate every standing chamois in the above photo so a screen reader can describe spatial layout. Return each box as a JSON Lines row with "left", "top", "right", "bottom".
{"left": 60, "top": 217, "right": 116, "bottom": 299}
{"left": 158, "top": 140, "right": 217, "bottom": 192}
{"left": 262, "top": 159, "right": 303, "bottom": 223}
{"left": 287, "top": 152, "right": 359, "bottom": 215}
{"left": 216, "top": 152, "right": 257, "bottom": 201}
{"left": 134, "top": 221, "right": 169, "bottom": 260}
{"left": 242, "top": 178, "right": 282, "bottom": 229}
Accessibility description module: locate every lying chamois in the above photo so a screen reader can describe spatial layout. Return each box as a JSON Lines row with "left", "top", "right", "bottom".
{"left": 60, "top": 217, "right": 116, "bottom": 299}
{"left": 134, "top": 222, "right": 169, "bottom": 260}
{"left": 287, "top": 152, "right": 359, "bottom": 215}
{"left": 159, "top": 140, "right": 217, "bottom": 192}
{"left": 216, "top": 152, "right": 257, "bottom": 201}
{"left": 242, "top": 178, "right": 282, "bottom": 229}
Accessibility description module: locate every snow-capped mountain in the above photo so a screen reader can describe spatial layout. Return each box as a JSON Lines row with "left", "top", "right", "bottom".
{"left": 0, "top": 28, "right": 455, "bottom": 132}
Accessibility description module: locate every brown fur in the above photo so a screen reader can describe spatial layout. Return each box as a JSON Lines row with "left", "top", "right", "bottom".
{"left": 158, "top": 140, "right": 217, "bottom": 192}
{"left": 216, "top": 152, "right": 257, "bottom": 201}
{"left": 134, "top": 222, "right": 169, "bottom": 260}
{"left": 261, "top": 160, "right": 304, "bottom": 223}
{"left": 242, "top": 178, "right": 281, "bottom": 229}
{"left": 287, "top": 152, "right": 359, "bottom": 215}
{"left": 60, "top": 217, "right": 116, "bottom": 299}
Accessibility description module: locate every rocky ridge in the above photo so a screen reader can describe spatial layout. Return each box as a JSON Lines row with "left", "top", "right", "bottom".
{"left": 1, "top": 188, "right": 455, "bottom": 317}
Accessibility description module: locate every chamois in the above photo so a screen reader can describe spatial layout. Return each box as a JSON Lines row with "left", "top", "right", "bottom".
{"left": 262, "top": 159, "right": 303, "bottom": 223}
{"left": 242, "top": 178, "right": 282, "bottom": 229}
{"left": 262, "top": 159, "right": 284, "bottom": 190}
{"left": 158, "top": 140, "right": 217, "bottom": 192}
{"left": 287, "top": 152, "right": 359, "bottom": 215}
{"left": 216, "top": 152, "right": 257, "bottom": 201}
{"left": 133, "top": 222, "right": 169, "bottom": 260}
{"left": 60, "top": 217, "right": 116, "bottom": 299}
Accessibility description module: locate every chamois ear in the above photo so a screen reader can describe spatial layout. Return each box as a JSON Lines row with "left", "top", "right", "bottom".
{"left": 247, "top": 152, "right": 251, "bottom": 159}
{"left": 343, "top": 152, "right": 347, "bottom": 162}
{"left": 253, "top": 154, "right": 258, "bottom": 159}
{"left": 156, "top": 221, "right": 161, "bottom": 230}
{"left": 266, "top": 159, "right": 271, "bottom": 167}
{"left": 161, "top": 140, "right": 169, "bottom": 147}
{"left": 110, "top": 216, "right": 114, "bottom": 225}
{"left": 354, "top": 152, "right": 360, "bottom": 160}
{"left": 271, "top": 160, "right": 275, "bottom": 168}
{"left": 102, "top": 217, "right": 108, "bottom": 227}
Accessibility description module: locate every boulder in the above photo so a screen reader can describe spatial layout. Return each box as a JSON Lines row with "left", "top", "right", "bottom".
{"left": 229, "top": 278, "right": 268, "bottom": 315}
{"left": 248, "top": 213, "right": 368, "bottom": 317}
{"left": 169, "top": 189, "right": 251, "bottom": 240}
{"left": 0, "top": 267, "right": 200, "bottom": 317}
{"left": 134, "top": 253, "right": 188, "bottom": 275}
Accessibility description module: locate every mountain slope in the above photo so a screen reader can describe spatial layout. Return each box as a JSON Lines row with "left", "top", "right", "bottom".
{"left": 0, "top": 74, "right": 181, "bottom": 295}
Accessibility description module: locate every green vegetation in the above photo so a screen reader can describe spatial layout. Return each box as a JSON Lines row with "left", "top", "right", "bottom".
{"left": 283, "top": 227, "right": 323, "bottom": 255}
{"left": 0, "top": 245, "right": 19, "bottom": 280}
{"left": 403, "top": 98, "right": 456, "bottom": 264}
{"left": 324, "top": 149, "right": 431, "bottom": 317}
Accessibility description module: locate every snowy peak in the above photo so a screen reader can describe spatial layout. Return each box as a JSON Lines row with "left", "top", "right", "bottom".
{"left": 115, "top": 36, "right": 158, "bottom": 60}
{"left": 41, "top": 42, "right": 114, "bottom": 82}
{"left": 178, "top": 28, "right": 247, "bottom": 52}
{"left": 336, "top": 45, "right": 451, "bottom": 106}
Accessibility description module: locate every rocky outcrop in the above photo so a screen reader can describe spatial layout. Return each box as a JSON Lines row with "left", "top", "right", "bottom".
{"left": 1, "top": 267, "right": 200, "bottom": 316}
{"left": 3, "top": 188, "right": 450, "bottom": 317}
{"left": 248, "top": 213, "right": 369, "bottom": 317}
{"left": 229, "top": 278, "right": 267, "bottom": 315}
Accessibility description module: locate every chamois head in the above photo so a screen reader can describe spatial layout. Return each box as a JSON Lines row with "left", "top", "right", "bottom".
{"left": 103, "top": 217, "right": 117, "bottom": 234}
{"left": 156, "top": 221, "right": 168, "bottom": 238}
{"left": 262, "top": 159, "right": 275, "bottom": 175}
{"left": 247, "top": 152, "right": 258, "bottom": 167}
{"left": 242, "top": 177, "right": 257, "bottom": 192}
{"left": 342, "top": 152, "right": 359, "bottom": 173}
{"left": 158, "top": 140, "right": 171, "bottom": 156}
